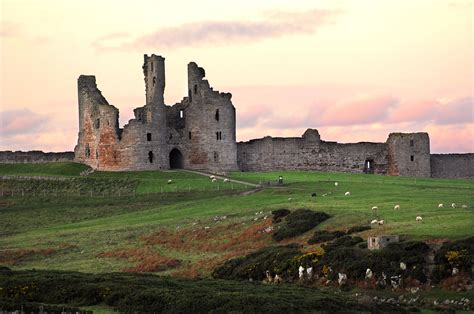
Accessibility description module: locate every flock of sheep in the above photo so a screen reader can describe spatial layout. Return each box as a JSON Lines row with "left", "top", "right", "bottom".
{"left": 166, "top": 175, "right": 230, "bottom": 185}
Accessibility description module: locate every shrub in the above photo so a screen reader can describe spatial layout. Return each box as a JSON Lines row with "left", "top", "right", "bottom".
{"left": 212, "top": 244, "right": 302, "bottom": 281}
{"left": 308, "top": 230, "right": 346, "bottom": 244}
{"left": 432, "top": 236, "right": 473, "bottom": 283}
{"left": 346, "top": 225, "right": 371, "bottom": 234}
{"left": 272, "top": 209, "right": 330, "bottom": 241}
{"left": 271, "top": 208, "right": 291, "bottom": 223}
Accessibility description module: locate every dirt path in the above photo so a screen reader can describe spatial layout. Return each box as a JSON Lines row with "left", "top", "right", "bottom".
{"left": 182, "top": 169, "right": 260, "bottom": 187}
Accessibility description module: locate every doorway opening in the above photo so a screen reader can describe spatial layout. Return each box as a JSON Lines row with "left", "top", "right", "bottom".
{"left": 364, "top": 159, "right": 374, "bottom": 174}
{"left": 169, "top": 148, "right": 184, "bottom": 169}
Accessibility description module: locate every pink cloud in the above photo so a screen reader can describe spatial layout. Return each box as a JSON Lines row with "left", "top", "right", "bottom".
{"left": 95, "top": 9, "right": 342, "bottom": 51}
{"left": 319, "top": 93, "right": 397, "bottom": 126}
{"left": 0, "top": 109, "right": 49, "bottom": 136}
{"left": 388, "top": 99, "right": 436, "bottom": 123}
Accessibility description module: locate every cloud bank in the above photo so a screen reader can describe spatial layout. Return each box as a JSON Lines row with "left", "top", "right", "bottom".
{"left": 93, "top": 9, "right": 342, "bottom": 51}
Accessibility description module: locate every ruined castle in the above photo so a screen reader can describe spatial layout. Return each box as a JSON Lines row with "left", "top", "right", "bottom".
{"left": 73, "top": 54, "right": 473, "bottom": 178}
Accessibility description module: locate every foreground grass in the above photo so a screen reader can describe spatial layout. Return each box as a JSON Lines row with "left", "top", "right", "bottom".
{"left": 0, "top": 163, "right": 473, "bottom": 275}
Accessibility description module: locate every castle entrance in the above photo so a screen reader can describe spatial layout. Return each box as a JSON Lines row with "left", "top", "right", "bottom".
{"left": 169, "top": 148, "right": 184, "bottom": 169}
{"left": 363, "top": 159, "right": 374, "bottom": 174}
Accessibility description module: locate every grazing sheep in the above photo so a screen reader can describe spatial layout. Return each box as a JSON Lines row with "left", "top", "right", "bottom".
{"left": 416, "top": 216, "right": 423, "bottom": 221}
{"left": 370, "top": 219, "right": 379, "bottom": 224}
{"left": 365, "top": 268, "right": 373, "bottom": 279}
{"left": 462, "top": 204, "right": 468, "bottom": 208}
{"left": 211, "top": 178, "right": 217, "bottom": 183}
{"left": 344, "top": 191, "right": 351, "bottom": 196}
{"left": 298, "top": 265, "right": 305, "bottom": 280}
{"left": 322, "top": 193, "right": 327, "bottom": 197}
{"left": 265, "top": 270, "right": 273, "bottom": 284}
{"left": 451, "top": 203, "right": 457, "bottom": 208}
{"left": 371, "top": 206, "right": 379, "bottom": 211}
{"left": 306, "top": 267, "right": 313, "bottom": 279}
{"left": 288, "top": 197, "right": 292, "bottom": 201}
{"left": 378, "top": 220, "right": 384, "bottom": 225}
{"left": 400, "top": 262, "right": 407, "bottom": 270}
{"left": 394, "top": 204, "right": 400, "bottom": 210}
{"left": 274, "top": 274, "right": 282, "bottom": 284}
{"left": 223, "top": 178, "right": 229, "bottom": 183}
{"left": 438, "top": 203, "right": 444, "bottom": 208}
{"left": 334, "top": 182, "right": 338, "bottom": 187}
{"left": 338, "top": 273, "right": 347, "bottom": 285}
{"left": 209, "top": 175, "right": 215, "bottom": 179}
{"left": 167, "top": 179, "right": 173, "bottom": 184}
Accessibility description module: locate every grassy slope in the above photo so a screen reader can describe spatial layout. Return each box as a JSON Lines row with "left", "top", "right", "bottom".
{"left": 0, "top": 163, "right": 473, "bottom": 275}
{"left": 0, "top": 162, "right": 90, "bottom": 176}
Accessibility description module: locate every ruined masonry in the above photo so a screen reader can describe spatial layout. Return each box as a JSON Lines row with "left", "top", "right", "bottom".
{"left": 73, "top": 54, "right": 473, "bottom": 178}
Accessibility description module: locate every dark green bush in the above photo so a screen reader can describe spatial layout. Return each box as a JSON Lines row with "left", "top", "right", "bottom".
{"left": 432, "top": 236, "right": 473, "bottom": 283}
{"left": 271, "top": 208, "right": 291, "bottom": 223}
{"left": 212, "top": 244, "right": 302, "bottom": 281}
{"left": 308, "top": 230, "right": 346, "bottom": 244}
{"left": 346, "top": 225, "right": 371, "bottom": 234}
{"left": 272, "top": 209, "right": 330, "bottom": 241}
{"left": 0, "top": 268, "right": 396, "bottom": 313}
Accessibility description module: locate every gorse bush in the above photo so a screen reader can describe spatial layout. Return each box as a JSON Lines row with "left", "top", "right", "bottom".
{"left": 271, "top": 208, "right": 291, "bottom": 223}
{"left": 432, "top": 236, "right": 473, "bottom": 283}
{"left": 272, "top": 209, "right": 330, "bottom": 241}
{"left": 308, "top": 230, "right": 346, "bottom": 244}
{"left": 0, "top": 268, "right": 397, "bottom": 313}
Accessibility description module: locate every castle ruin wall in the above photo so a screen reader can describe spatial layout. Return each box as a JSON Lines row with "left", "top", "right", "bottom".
{"left": 430, "top": 153, "right": 474, "bottom": 179}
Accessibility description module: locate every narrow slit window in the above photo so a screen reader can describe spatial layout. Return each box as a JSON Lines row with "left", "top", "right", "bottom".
{"left": 410, "top": 155, "right": 414, "bottom": 161}
{"left": 214, "top": 151, "right": 219, "bottom": 162}
{"left": 95, "top": 119, "right": 100, "bottom": 129}
{"left": 189, "top": 131, "right": 192, "bottom": 139}
{"left": 169, "top": 133, "right": 173, "bottom": 140}
{"left": 85, "top": 144, "right": 90, "bottom": 158}
{"left": 216, "top": 132, "right": 219, "bottom": 140}
{"left": 147, "top": 133, "right": 152, "bottom": 141}
{"left": 153, "top": 77, "right": 156, "bottom": 86}
{"left": 410, "top": 139, "right": 414, "bottom": 146}
{"left": 179, "top": 110, "right": 184, "bottom": 119}
{"left": 215, "top": 109, "right": 220, "bottom": 121}
{"left": 194, "top": 85, "right": 198, "bottom": 94}
{"left": 148, "top": 151, "right": 154, "bottom": 163}
{"left": 151, "top": 62, "right": 153, "bottom": 72}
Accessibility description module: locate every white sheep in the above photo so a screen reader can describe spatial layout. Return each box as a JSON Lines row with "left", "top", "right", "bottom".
{"left": 223, "top": 178, "right": 229, "bottom": 183}
{"left": 365, "top": 268, "right": 373, "bottom": 279}
{"left": 461, "top": 204, "right": 468, "bottom": 208}
{"left": 416, "top": 216, "right": 423, "bottom": 221}
{"left": 334, "top": 182, "right": 338, "bottom": 187}
{"left": 298, "top": 265, "right": 305, "bottom": 279}
{"left": 344, "top": 191, "right": 351, "bottom": 196}
{"left": 288, "top": 197, "right": 292, "bottom": 201}
{"left": 338, "top": 273, "right": 347, "bottom": 285}
{"left": 371, "top": 206, "right": 379, "bottom": 211}
{"left": 274, "top": 274, "right": 282, "bottom": 284}
{"left": 212, "top": 178, "right": 217, "bottom": 183}
{"left": 400, "top": 262, "right": 407, "bottom": 270}
{"left": 438, "top": 203, "right": 444, "bottom": 208}
{"left": 306, "top": 267, "right": 313, "bottom": 279}
{"left": 370, "top": 219, "right": 378, "bottom": 224}
{"left": 378, "top": 220, "right": 384, "bottom": 225}
{"left": 394, "top": 204, "right": 400, "bottom": 210}
{"left": 167, "top": 179, "right": 173, "bottom": 184}
{"left": 209, "top": 175, "right": 215, "bottom": 179}
{"left": 451, "top": 203, "right": 457, "bottom": 208}
{"left": 265, "top": 270, "right": 273, "bottom": 284}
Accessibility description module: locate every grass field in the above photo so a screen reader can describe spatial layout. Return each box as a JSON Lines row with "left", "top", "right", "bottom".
{"left": 0, "top": 162, "right": 473, "bottom": 277}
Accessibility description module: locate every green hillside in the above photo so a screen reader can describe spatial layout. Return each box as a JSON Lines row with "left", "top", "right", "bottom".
{"left": 0, "top": 162, "right": 472, "bottom": 276}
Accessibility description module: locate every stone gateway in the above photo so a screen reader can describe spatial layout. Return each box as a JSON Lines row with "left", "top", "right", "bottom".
{"left": 72, "top": 54, "right": 473, "bottom": 178}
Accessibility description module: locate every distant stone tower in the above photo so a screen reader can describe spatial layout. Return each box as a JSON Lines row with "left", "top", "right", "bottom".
{"left": 387, "top": 133, "right": 431, "bottom": 177}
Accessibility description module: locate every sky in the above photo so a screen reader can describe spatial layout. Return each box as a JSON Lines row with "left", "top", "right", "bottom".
{"left": 0, "top": 0, "right": 473, "bottom": 153}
